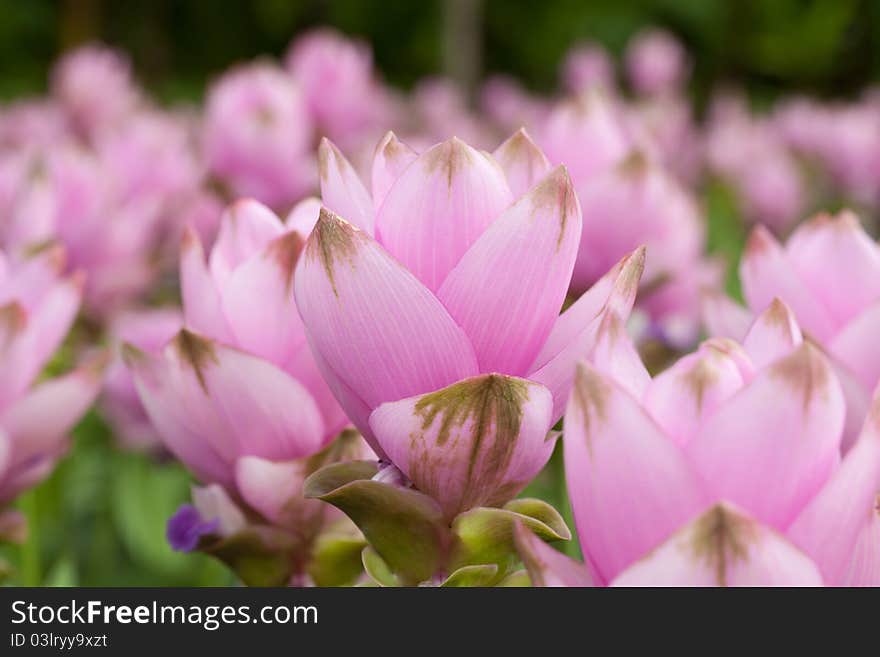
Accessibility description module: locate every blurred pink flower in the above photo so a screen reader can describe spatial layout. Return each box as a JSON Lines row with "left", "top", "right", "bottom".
{"left": 102, "top": 306, "right": 182, "bottom": 451}
{"left": 285, "top": 28, "right": 389, "bottom": 150}
{"left": 0, "top": 247, "right": 101, "bottom": 518}
{"left": 202, "top": 62, "right": 315, "bottom": 210}
{"left": 561, "top": 43, "right": 615, "bottom": 94}
{"left": 50, "top": 44, "right": 142, "bottom": 139}
{"left": 539, "top": 89, "right": 631, "bottom": 185}
{"left": 625, "top": 28, "right": 689, "bottom": 96}
{"left": 571, "top": 150, "right": 712, "bottom": 348}
{"left": 126, "top": 198, "right": 348, "bottom": 493}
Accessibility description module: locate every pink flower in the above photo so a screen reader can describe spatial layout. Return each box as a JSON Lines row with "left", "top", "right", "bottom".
{"left": 0, "top": 100, "right": 69, "bottom": 150}
{"left": 202, "top": 62, "right": 315, "bottom": 209}
{"left": 294, "top": 130, "right": 644, "bottom": 519}
{"left": 285, "top": 28, "right": 387, "bottom": 149}
{"left": 50, "top": 44, "right": 142, "bottom": 139}
{"left": 561, "top": 43, "right": 615, "bottom": 94}
{"left": 0, "top": 247, "right": 101, "bottom": 518}
{"left": 539, "top": 89, "right": 631, "bottom": 186}
{"left": 521, "top": 299, "right": 879, "bottom": 586}
{"left": 625, "top": 28, "right": 689, "bottom": 96}
{"left": 480, "top": 75, "right": 549, "bottom": 135}
{"left": 126, "top": 198, "right": 348, "bottom": 493}
{"left": 704, "top": 210, "right": 880, "bottom": 449}
{"left": 0, "top": 146, "right": 165, "bottom": 316}
{"left": 571, "top": 150, "right": 711, "bottom": 348}
{"left": 705, "top": 94, "right": 806, "bottom": 232}
{"left": 102, "top": 307, "right": 182, "bottom": 451}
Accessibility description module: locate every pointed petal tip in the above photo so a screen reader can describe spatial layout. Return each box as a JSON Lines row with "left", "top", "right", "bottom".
{"left": 745, "top": 224, "right": 777, "bottom": 256}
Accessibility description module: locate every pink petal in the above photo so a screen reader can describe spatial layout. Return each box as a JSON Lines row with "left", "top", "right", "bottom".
{"left": 0, "top": 272, "right": 83, "bottom": 407}
{"left": 369, "top": 374, "right": 554, "bottom": 520}
{"left": 293, "top": 208, "right": 479, "bottom": 434}
{"left": 513, "top": 521, "right": 595, "bottom": 586}
{"left": 374, "top": 137, "right": 513, "bottom": 292}
{"left": 437, "top": 166, "right": 581, "bottom": 376}
{"left": 841, "top": 500, "right": 880, "bottom": 586}
{"left": 588, "top": 311, "right": 651, "bottom": 399}
{"left": 529, "top": 247, "right": 645, "bottom": 422}
{"left": 785, "top": 211, "right": 880, "bottom": 328}
{"left": 830, "top": 300, "right": 880, "bottom": 393}
{"left": 564, "top": 361, "right": 709, "bottom": 583}
{"left": 234, "top": 455, "right": 309, "bottom": 526}
{"left": 284, "top": 196, "right": 322, "bottom": 238}
{"left": 787, "top": 399, "right": 880, "bottom": 585}
{"left": 686, "top": 342, "right": 845, "bottom": 528}
{"left": 371, "top": 131, "right": 418, "bottom": 210}
{"left": 611, "top": 504, "right": 824, "bottom": 586}
{"left": 179, "top": 227, "right": 234, "bottom": 344}
{"left": 282, "top": 343, "right": 350, "bottom": 440}
{"left": 318, "top": 137, "right": 374, "bottom": 234}
{"left": 219, "top": 231, "right": 307, "bottom": 364}
{"left": 0, "top": 359, "right": 102, "bottom": 470}
{"left": 492, "top": 128, "right": 552, "bottom": 197}
{"left": 700, "top": 290, "right": 753, "bottom": 341}
{"left": 208, "top": 199, "right": 284, "bottom": 286}
{"left": 300, "top": 337, "right": 377, "bottom": 453}
{"left": 643, "top": 339, "right": 751, "bottom": 447}
{"left": 126, "top": 330, "right": 326, "bottom": 488}
{"left": 740, "top": 225, "right": 837, "bottom": 341}
{"left": 742, "top": 298, "right": 803, "bottom": 369}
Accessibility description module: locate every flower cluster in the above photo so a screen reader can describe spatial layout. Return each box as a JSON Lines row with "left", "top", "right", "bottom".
{"left": 1, "top": 25, "right": 878, "bottom": 587}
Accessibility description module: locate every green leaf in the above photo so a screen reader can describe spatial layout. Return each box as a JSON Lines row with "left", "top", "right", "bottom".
{"left": 449, "top": 502, "right": 571, "bottom": 574}
{"left": 110, "top": 451, "right": 197, "bottom": 578}
{"left": 205, "top": 527, "right": 296, "bottom": 587}
{"left": 305, "top": 462, "right": 450, "bottom": 585}
{"left": 502, "top": 499, "right": 571, "bottom": 540}
{"left": 43, "top": 556, "right": 78, "bottom": 587}
{"left": 308, "top": 533, "right": 367, "bottom": 587}
{"left": 361, "top": 546, "right": 400, "bottom": 587}
{"left": 440, "top": 563, "right": 499, "bottom": 587}
{"left": 303, "top": 460, "right": 379, "bottom": 497}
{"left": 497, "top": 569, "right": 531, "bottom": 587}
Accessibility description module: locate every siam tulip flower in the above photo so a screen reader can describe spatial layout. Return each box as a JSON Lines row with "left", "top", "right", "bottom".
{"left": 202, "top": 62, "right": 315, "bottom": 210}
{"left": 518, "top": 300, "right": 879, "bottom": 586}
{"left": 101, "top": 307, "right": 182, "bottom": 451}
{"left": 50, "top": 44, "right": 142, "bottom": 140}
{"left": 560, "top": 43, "right": 615, "bottom": 94}
{"left": 0, "top": 145, "right": 166, "bottom": 316}
{"left": 125, "top": 199, "right": 355, "bottom": 584}
{"left": 0, "top": 247, "right": 102, "bottom": 540}
{"left": 570, "top": 149, "right": 715, "bottom": 348}
{"left": 285, "top": 28, "right": 388, "bottom": 150}
{"left": 295, "top": 129, "right": 644, "bottom": 521}
{"left": 480, "top": 75, "right": 548, "bottom": 136}
{"left": 96, "top": 110, "right": 202, "bottom": 207}
{"left": 128, "top": 198, "right": 349, "bottom": 486}
{"left": 0, "top": 100, "right": 70, "bottom": 150}
{"left": 627, "top": 92, "right": 702, "bottom": 184}
{"left": 624, "top": 28, "right": 689, "bottom": 97}
{"left": 407, "top": 78, "right": 496, "bottom": 150}
{"left": 705, "top": 94, "right": 806, "bottom": 233}
{"left": 539, "top": 88, "right": 631, "bottom": 186}
{"left": 704, "top": 210, "right": 880, "bottom": 448}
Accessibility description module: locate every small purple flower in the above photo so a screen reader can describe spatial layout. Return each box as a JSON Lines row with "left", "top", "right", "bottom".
{"left": 166, "top": 504, "right": 219, "bottom": 552}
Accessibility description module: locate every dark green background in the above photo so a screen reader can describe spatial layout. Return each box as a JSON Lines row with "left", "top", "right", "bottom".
{"left": 1, "top": 0, "right": 878, "bottom": 104}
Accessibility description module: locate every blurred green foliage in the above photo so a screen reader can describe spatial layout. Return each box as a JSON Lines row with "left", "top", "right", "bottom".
{"left": 0, "top": 0, "right": 877, "bottom": 101}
